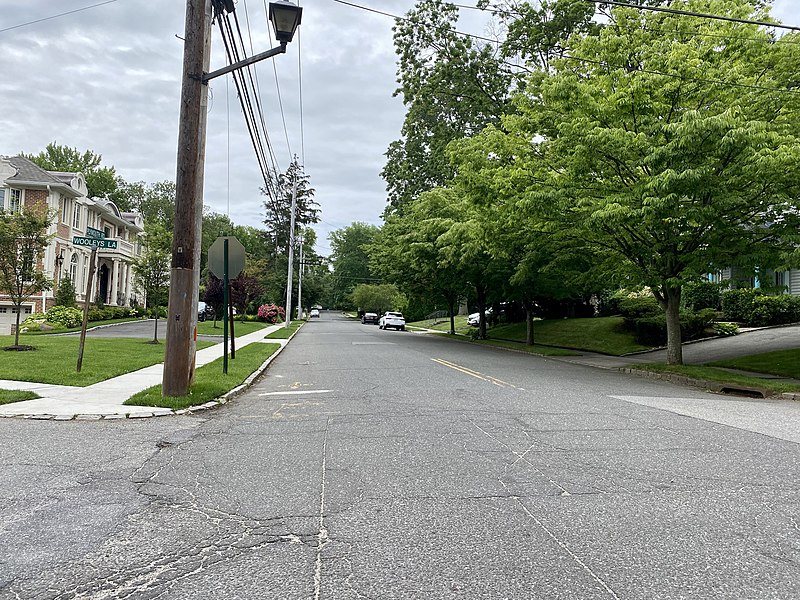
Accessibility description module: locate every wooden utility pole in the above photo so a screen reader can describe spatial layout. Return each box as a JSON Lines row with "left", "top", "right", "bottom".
{"left": 163, "top": 0, "right": 212, "bottom": 396}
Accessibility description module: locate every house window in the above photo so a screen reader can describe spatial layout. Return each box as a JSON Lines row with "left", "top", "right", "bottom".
{"left": 69, "top": 254, "right": 79, "bottom": 285}
{"left": 73, "top": 203, "right": 81, "bottom": 229}
{"left": 0, "top": 189, "right": 4, "bottom": 211}
{"left": 104, "top": 226, "right": 113, "bottom": 239}
{"left": 776, "top": 271, "right": 787, "bottom": 290}
{"left": 62, "top": 198, "right": 71, "bottom": 223}
{"left": 8, "top": 189, "right": 21, "bottom": 213}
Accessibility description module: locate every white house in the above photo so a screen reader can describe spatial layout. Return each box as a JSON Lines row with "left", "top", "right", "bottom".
{"left": 0, "top": 156, "right": 145, "bottom": 331}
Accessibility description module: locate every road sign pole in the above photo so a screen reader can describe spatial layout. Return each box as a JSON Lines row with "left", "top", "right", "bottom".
{"left": 223, "top": 238, "right": 229, "bottom": 374}
{"left": 76, "top": 246, "right": 97, "bottom": 373}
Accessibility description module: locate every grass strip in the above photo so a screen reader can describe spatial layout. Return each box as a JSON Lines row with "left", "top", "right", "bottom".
{"left": 708, "top": 349, "right": 800, "bottom": 380}
{"left": 0, "top": 336, "right": 214, "bottom": 387}
{"left": 0, "top": 389, "right": 40, "bottom": 405}
{"left": 265, "top": 322, "right": 303, "bottom": 339}
{"left": 637, "top": 363, "right": 800, "bottom": 395}
{"left": 124, "top": 342, "right": 282, "bottom": 410}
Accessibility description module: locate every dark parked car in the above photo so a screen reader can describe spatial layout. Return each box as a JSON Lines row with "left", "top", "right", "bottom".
{"left": 361, "top": 312, "right": 379, "bottom": 324}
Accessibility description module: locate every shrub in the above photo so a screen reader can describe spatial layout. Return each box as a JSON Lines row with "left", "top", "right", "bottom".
{"left": 721, "top": 288, "right": 763, "bottom": 322}
{"left": 45, "top": 305, "right": 83, "bottom": 328}
{"left": 713, "top": 322, "right": 739, "bottom": 336}
{"left": 629, "top": 309, "right": 716, "bottom": 346}
{"left": 721, "top": 288, "right": 800, "bottom": 325}
{"left": 257, "top": 303, "right": 285, "bottom": 324}
{"left": 618, "top": 296, "right": 661, "bottom": 320}
{"left": 750, "top": 294, "right": 800, "bottom": 326}
{"left": 682, "top": 281, "right": 722, "bottom": 311}
{"left": 54, "top": 278, "right": 77, "bottom": 309}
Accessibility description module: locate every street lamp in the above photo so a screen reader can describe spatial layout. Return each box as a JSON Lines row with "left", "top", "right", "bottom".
{"left": 164, "top": 0, "right": 303, "bottom": 397}
{"left": 203, "top": 0, "right": 303, "bottom": 83}
{"left": 269, "top": 1, "right": 303, "bottom": 43}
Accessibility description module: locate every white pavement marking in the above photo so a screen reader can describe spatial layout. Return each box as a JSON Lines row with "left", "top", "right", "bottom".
{"left": 313, "top": 420, "right": 330, "bottom": 600}
{"left": 351, "top": 342, "right": 395, "bottom": 345}
{"left": 611, "top": 395, "right": 800, "bottom": 444}
{"left": 258, "top": 390, "right": 332, "bottom": 397}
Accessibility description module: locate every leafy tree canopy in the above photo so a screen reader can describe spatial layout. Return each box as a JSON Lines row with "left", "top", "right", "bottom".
{"left": 22, "top": 142, "right": 117, "bottom": 200}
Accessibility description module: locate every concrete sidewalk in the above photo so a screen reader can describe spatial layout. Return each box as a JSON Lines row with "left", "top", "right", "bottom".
{"left": 0, "top": 323, "right": 290, "bottom": 420}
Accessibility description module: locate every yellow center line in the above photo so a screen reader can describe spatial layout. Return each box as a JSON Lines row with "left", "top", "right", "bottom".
{"left": 431, "top": 358, "right": 516, "bottom": 389}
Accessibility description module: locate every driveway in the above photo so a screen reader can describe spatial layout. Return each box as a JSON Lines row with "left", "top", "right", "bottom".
{"left": 72, "top": 318, "right": 222, "bottom": 342}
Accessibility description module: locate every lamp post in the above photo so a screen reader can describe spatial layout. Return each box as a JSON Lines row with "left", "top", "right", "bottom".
{"left": 163, "top": 0, "right": 303, "bottom": 397}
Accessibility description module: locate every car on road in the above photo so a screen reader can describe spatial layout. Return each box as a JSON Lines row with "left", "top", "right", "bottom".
{"left": 361, "top": 312, "right": 379, "bottom": 324}
{"left": 310, "top": 308, "right": 320, "bottom": 318}
{"left": 379, "top": 311, "right": 406, "bottom": 331}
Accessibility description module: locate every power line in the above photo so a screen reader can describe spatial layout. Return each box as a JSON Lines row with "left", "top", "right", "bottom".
{"left": 261, "top": 0, "right": 293, "bottom": 162}
{"left": 585, "top": 0, "right": 800, "bottom": 32}
{"left": 566, "top": 53, "right": 800, "bottom": 95}
{"left": 330, "top": 0, "right": 500, "bottom": 45}
{"left": 332, "top": 0, "right": 799, "bottom": 95}
{"left": 0, "top": 0, "right": 125, "bottom": 34}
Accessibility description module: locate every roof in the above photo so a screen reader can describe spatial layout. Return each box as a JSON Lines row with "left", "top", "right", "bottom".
{"left": 2, "top": 156, "right": 81, "bottom": 197}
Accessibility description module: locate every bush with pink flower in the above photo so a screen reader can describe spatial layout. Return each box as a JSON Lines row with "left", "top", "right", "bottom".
{"left": 257, "top": 303, "right": 286, "bottom": 324}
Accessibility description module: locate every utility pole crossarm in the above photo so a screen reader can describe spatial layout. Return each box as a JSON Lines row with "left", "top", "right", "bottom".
{"left": 203, "top": 43, "right": 287, "bottom": 82}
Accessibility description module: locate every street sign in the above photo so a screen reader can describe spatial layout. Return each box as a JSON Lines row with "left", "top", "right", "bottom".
{"left": 86, "top": 226, "right": 105, "bottom": 239}
{"left": 73, "top": 236, "right": 118, "bottom": 249}
{"left": 208, "top": 236, "right": 246, "bottom": 279}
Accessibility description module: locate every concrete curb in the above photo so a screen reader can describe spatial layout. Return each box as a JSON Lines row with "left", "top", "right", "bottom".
{"left": 619, "top": 367, "right": 800, "bottom": 401}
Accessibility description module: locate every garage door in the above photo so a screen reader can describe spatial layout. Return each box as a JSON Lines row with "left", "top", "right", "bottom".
{"left": 0, "top": 304, "right": 33, "bottom": 325}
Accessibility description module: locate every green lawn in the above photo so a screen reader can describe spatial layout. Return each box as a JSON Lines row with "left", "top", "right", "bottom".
{"left": 489, "top": 317, "right": 652, "bottom": 355}
{"left": 639, "top": 363, "right": 800, "bottom": 395}
{"left": 410, "top": 315, "right": 652, "bottom": 355}
{"left": 709, "top": 349, "right": 800, "bottom": 380}
{"left": 0, "top": 389, "right": 40, "bottom": 405}
{"left": 125, "top": 341, "right": 282, "bottom": 410}
{"left": 0, "top": 336, "right": 214, "bottom": 386}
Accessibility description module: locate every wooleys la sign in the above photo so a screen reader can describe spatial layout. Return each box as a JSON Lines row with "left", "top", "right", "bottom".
{"left": 72, "top": 235, "right": 118, "bottom": 249}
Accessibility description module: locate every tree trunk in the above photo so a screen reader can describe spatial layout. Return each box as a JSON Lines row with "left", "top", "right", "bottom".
{"left": 664, "top": 286, "right": 682, "bottom": 365}
{"left": 153, "top": 306, "right": 159, "bottom": 343}
{"left": 476, "top": 285, "right": 487, "bottom": 340}
{"left": 526, "top": 306, "right": 534, "bottom": 346}
{"left": 448, "top": 298, "right": 456, "bottom": 335}
{"left": 13, "top": 304, "right": 21, "bottom": 347}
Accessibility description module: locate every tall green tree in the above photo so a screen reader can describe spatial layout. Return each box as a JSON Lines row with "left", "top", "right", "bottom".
{"left": 22, "top": 142, "right": 117, "bottom": 199}
{"left": 329, "top": 222, "right": 380, "bottom": 308}
{"left": 263, "top": 158, "right": 319, "bottom": 256}
{"left": 465, "top": 0, "right": 800, "bottom": 363}
{"left": 382, "top": 0, "right": 512, "bottom": 214}
{"left": 132, "top": 223, "right": 171, "bottom": 343}
{"left": 0, "top": 208, "right": 53, "bottom": 348}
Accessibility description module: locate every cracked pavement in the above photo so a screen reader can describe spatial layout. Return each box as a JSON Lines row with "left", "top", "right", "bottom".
{"left": 1, "top": 313, "right": 798, "bottom": 599}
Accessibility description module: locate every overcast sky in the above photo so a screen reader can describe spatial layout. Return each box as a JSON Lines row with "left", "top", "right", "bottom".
{"left": 1, "top": 0, "right": 798, "bottom": 258}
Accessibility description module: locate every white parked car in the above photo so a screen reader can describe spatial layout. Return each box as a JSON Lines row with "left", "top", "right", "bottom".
{"left": 468, "top": 307, "right": 493, "bottom": 327}
{"left": 310, "top": 308, "right": 320, "bottom": 318}
{"left": 379, "top": 311, "right": 406, "bottom": 331}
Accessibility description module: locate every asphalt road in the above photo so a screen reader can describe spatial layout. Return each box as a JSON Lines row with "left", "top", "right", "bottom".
{"left": 1, "top": 312, "right": 798, "bottom": 599}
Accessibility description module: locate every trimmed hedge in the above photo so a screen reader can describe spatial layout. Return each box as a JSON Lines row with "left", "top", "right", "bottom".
{"left": 629, "top": 309, "right": 717, "bottom": 346}
{"left": 721, "top": 288, "right": 800, "bottom": 326}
